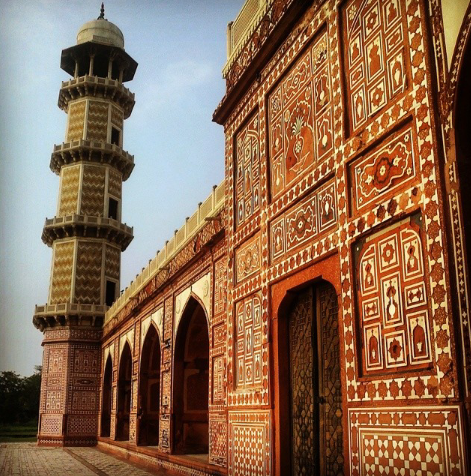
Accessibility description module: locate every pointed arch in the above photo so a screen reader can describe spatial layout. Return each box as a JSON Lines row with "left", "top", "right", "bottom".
{"left": 276, "top": 278, "right": 344, "bottom": 475}
{"left": 140, "top": 307, "right": 163, "bottom": 358}
{"left": 451, "top": 22, "right": 471, "bottom": 401}
{"left": 137, "top": 323, "right": 161, "bottom": 446}
{"left": 175, "top": 291, "right": 210, "bottom": 341}
{"left": 116, "top": 341, "right": 132, "bottom": 440}
{"left": 172, "top": 296, "right": 210, "bottom": 455}
{"left": 101, "top": 354, "right": 113, "bottom": 437}
{"left": 141, "top": 319, "right": 162, "bottom": 356}
{"left": 447, "top": 1, "right": 471, "bottom": 114}
{"left": 270, "top": 254, "right": 345, "bottom": 476}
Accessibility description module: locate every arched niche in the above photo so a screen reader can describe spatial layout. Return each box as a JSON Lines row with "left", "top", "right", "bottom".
{"left": 138, "top": 323, "right": 161, "bottom": 446}
{"left": 276, "top": 279, "right": 344, "bottom": 476}
{"left": 451, "top": 16, "right": 471, "bottom": 408}
{"left": 172, "top": 296, "right": 209, "bottom": 455}
{"left": 116, "top": 341, "right": 132, "bottom": 440}
{"left": 101, "top": 355, "right": 113, "bottom": 437}
{"left": 454, "top": 27, "right": 471, "bottom": 287}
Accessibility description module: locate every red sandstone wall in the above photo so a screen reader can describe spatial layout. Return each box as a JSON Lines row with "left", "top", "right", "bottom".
{"left": 220, "top": 0, "right": 469, "bottom": 474}
{"left": 98, "top": 0, "right": 471, "bottom": 474}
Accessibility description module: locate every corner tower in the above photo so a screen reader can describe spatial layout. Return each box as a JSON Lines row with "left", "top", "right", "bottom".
{"left": 33, "top": 5, "right": 137, "bottom": 446}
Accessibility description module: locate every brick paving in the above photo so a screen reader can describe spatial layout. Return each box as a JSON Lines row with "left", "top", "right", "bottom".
{"left": 0, "top": 443, "right": 173, "bottom": 475}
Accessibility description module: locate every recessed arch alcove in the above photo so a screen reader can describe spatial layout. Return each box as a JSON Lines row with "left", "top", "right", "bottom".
{"left": 454, "top": 27, "right": 471, "bottom": 298}
{"left": 116, "top": 341, "right": 132, "bottom": 440}
{"left": 271, "top": 254, "right": 345, "bottom": 476}
{"left": 172, "top": 295, "right": 210, "bottom": 455}
{"left": 138, "top": 323, "right": 161, "bottom": 446}
{"left": 101, "top": 355, "right": 112, "bottom": 437}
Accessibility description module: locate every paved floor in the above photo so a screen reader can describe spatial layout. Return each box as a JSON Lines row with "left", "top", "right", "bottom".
{"left": 0, "top": 443, "right": 173, "bottom": 475}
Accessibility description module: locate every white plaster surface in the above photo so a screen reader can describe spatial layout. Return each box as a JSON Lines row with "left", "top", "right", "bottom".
{"left": 442, "top": 0, "right": 469, "bottom": 69}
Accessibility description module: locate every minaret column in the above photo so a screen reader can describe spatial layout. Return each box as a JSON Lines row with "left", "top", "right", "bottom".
{"left": 33, "top": 7, "right": 138, "bottom": 447}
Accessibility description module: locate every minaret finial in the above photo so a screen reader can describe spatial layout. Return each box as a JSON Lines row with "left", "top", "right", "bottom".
{"left": 98, "top": 3, "right": 105, "bottom": 20}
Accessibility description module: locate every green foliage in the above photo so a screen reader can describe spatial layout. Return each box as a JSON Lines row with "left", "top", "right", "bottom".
{"left": 0, "top": 366, "right": 42, "bottom": 425}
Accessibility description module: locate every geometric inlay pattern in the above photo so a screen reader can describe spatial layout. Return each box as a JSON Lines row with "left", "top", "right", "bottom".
{"left": 342, "top": 0, "right": 411, "bottom": 135}
{"left": 108, "top": 168, "right": 122, "bottom": 200}
{"left": 228, "top": 411, "right": 270, "bottom": 476}
{"left": 271, "top": 179, "right": 337, "bottom": 261}
{"left": 58, "top": 165, "right": 80, "bottom": 216}
{"left": 40, "top": 415, "right": 63, "bottom": 436}
{"left": 50, "top": 241, "right": 75, "bottom": 304}
{"left": 235, "top": 292, "right": 262, "bottom": 389}
{"left": 350, "top": 124, "right": 417, "bottom": 214}
{"left": 80, "top": 165, "right": 106, "bottom": 217}
{"left": 268, "top": 29, "right": 332, "bottom": 198}
{"left": 348, "top": 406, "right": 467, "bottom": 476}
{"left": 67, "top": 415, "right": 98, "bottom": 436}
{"left": 75, "top": 241, "right": 103, "bottom": 304}
{"left": 235, "top": 112, "right": 260, "bottom": 228}
{"left": 356, "top": 214, "right": 432, "bottom": 375}
{"left": 235, "top": 233, "right": 261, "bottom": 284}
{"left": 67, "top": 100, "right": 86, "bottom": 142}
{"left": 87, "top": 100, "right": 109, "bottom": 142}
{"left": 209, "top": 412, "right": 228, "bottom": 466}
{"left": 105, "top": 245, "right": 120, "bottom": 282}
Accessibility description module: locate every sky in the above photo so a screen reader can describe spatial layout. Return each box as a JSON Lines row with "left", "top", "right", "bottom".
{"left": 0, "top": 0, "right": 243, "bottom": 377}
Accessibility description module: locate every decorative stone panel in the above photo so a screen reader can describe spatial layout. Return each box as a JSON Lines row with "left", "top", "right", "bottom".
{"left": 270, "top": 178, "right": 337, "bottom": 262}
{"left": 111, "top": 105, "right": 124, "bottom": 130}
{"left": 228, "top": 411, "right": 271, "bottom": 476}
{"left": 75, "top": 241, "right": 103, "bottom": 304}
{"left": 108, "top": 168, "right": 122, "bottom": 199}
{"left": 67, "top": 415, "right": 97, "bottom": 436}
{"left": 105, "top": 244, "right": 120, "bottom": 282}
{"left": 40, "top": 415, "right": 63, "bottom": 436}
{"left": 66, "top": 100, "right": 86, "bottom": 142}
{"left": 354, "top": 213, "right": 432, "bottom": 375}
{"left": 342, "top": 0, "right": 411, "bottom": 135}
{"left": 348, "top": 406, "right": 467, "bottom": 476}
{"left": 235, "top": 112, "right": 260, "bottom": 228}
{"left": 58, "top": 165, "right": 80, "bottom": 216}
{"left": 349, "top": 123, "right": 418, "bottom": 215}
{"left": 268, "top": 28, "right": 333, "bottom": 199}
{"left": 209, "top": 411, "right": 228, "bottom": 467}
{"left": 235, "top": 233, "right": 261, "bottom": 284}
{"left": 80, "top": 165, "right": 106, "bottom": 217}
{"left": 49, "top": 241, "right": 75, "bottom": 304}
{"left": 87, "top": 100, "right": 109, "bottom": 142}
{"left": 234, "top": 292, "right": 263, "bottom": 389}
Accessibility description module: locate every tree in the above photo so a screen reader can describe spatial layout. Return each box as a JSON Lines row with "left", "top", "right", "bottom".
{"left": 0, "top": 367, "right": 42, "bottom": 425}
{"left": 0, "top": 371, "right": 23, "bottom": 424}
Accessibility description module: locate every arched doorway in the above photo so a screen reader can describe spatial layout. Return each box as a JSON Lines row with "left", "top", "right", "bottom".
{"left": 453, "top": 26, "right": 471, "bottom": 450}
{"left": 116, "top": 342, "right": 132, "bottom": 440}
{"left": 279, "top": 281, "right": 344, "bottom": 475}
{"left": 173, "top": 297, "right": 209, "bottom": 454}
{"left": 455, "top": 34, "right": 471, "bottom": 296}
{"left": 138, "top": 324, "right": 161, "bottom": 446}
{"left": 101, "top": 355, "right": 112, "bottom": 437}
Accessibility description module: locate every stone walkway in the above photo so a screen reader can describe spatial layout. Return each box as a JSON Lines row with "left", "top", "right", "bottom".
{"left": 0, "top": 443, "right": 173, "bottom": 475}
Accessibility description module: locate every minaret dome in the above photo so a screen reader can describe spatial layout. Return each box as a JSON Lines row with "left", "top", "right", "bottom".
{"left": 77, "top": 19, "right": 125, "bottom": 49}
{"left": 59, "top": 5, "right": 137, "bottom": 83}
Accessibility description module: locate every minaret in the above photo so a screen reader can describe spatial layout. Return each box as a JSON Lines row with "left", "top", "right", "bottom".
{"left": 33, "top": 5, "right": 137, "bottom": 446}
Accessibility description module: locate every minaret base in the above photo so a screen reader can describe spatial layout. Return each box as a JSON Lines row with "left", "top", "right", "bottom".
{"left": 37, "top": 326, "right": 102, "bottom": 447}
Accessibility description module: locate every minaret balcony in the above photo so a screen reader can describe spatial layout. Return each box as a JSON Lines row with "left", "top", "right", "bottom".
{"left": 41, "top": 214, "right": 133, "bottom": 251}
{"left": 58, "top": 75, "right": 135, "bottom": 118}
{"left": 50, "top": 140, "right": 134, "bottom": 180}
{"left": 33, "top": 302, "right": 107, "bottom": 331}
